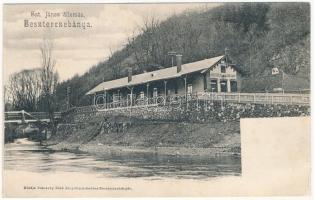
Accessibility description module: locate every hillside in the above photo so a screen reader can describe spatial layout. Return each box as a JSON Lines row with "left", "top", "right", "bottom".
{"left": 54, "top": 2, "right": 310, "bottom": 110}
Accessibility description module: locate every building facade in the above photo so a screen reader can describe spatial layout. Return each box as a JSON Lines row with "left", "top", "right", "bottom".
{"left": 86, "top": 55, "right": 242, "bottom": 105}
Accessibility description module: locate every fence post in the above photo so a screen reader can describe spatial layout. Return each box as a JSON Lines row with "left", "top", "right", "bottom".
{"left": 196, "top": 94, "right": 199, "bottom": 110}
{"left": 204, "top": 94, "right": 208, "bottom": 111}
{"left": 238, "top": 93, "right": 241, "bottom": 103}
{"left": 253, "top": 93, "right": 256, "bottom": 103}
{"left": 21, "top": 110, "right": 25, "bottom": 123}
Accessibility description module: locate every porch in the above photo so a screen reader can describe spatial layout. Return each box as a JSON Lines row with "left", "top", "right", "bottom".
{"left": 77, "top": 92, "right": 310, "bottom": 113}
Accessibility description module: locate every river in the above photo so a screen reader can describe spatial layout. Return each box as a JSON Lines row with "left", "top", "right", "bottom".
{"left": 4, "top": 138, "right": 241, "bottom": 179}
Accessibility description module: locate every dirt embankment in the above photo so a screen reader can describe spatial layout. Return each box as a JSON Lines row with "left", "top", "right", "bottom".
{"left": 46, "top": 120, "right": 240, "bottom": 157}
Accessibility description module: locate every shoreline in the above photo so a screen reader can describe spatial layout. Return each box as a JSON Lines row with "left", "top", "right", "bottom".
{"left": 44, "top": 120, "right": 241, "bottom": 157}
{"left": 46, "top": 142, "right": 241, "bottom": 157}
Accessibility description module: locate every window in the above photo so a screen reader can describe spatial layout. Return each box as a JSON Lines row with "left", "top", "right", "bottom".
{"left": 221, "top": 65, "right": 226, "bottom": 73}
{"left": 231, "top": 81, "right": 237, "bottom": 92}
{"left": 174, "top": 84, "right": 178, "bottom": 94}
{"left": 187, "top": 84, "right": 193, "bottom": 94}
{"left": 153, "top": 88, "right": 158, "bottom": 97}
{"left": 140, "top": 91, "right": 145, "bottom": 99}
{"left": 220, "top": 80, "right": 227, "bottom": 92}
{"left": 113, "top": 94, "right": 120, "bottom": 102}
{"left": 210, "top": 80, "right": 218, "bottom": 92}
{"left": 167, "top": 89, "right": 171, "bottom": 96}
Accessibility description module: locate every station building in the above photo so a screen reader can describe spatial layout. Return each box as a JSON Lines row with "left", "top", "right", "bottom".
{"left": 86, "top": 55, "right": 243, "bottom": 104}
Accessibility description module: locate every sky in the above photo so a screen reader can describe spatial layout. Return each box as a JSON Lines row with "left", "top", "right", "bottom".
{"left": 3, "top": 3, "right": 220, "bottom": 83}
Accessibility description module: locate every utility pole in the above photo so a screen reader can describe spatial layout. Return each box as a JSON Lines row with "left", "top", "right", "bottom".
{"left": 66, "top": 86, "right": 71, "bottom": 110}
{"left": 249, "top": 44, "right": 252, "bottom": 77}
{"left": 281, "top": 69, "right": 285, "bottom": 94}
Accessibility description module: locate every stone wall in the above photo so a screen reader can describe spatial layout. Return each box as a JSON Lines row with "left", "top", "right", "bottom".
{"left": 50, "top": 101, "right": 309, "bottom": 149}
{"left": 65, "top": 101, "right": 310, "bottom": 124}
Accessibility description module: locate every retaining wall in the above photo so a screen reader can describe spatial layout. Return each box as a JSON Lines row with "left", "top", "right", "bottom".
{"left": 66, "top": 101, "right": 310, "bottom": 124}
{"left": 50, "top": 101, "right": 309, "bottom": 150}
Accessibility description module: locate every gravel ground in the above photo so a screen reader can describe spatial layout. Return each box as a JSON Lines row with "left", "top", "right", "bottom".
{"left": 46, "top": 120, "right": 241, "bottom": 157}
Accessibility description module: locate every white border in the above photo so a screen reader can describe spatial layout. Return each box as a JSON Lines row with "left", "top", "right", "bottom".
{"left": 0, "top": 1, "right": 312, "bottom": 200}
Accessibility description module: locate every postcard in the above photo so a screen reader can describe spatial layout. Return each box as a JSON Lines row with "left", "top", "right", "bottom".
{"left": 2, "top": 2, "right": 311, "bottom": 197}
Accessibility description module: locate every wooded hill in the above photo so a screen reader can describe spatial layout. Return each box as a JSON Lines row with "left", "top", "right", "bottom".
{"left": 55, "top": 2, "right": 310, "bottom": 109}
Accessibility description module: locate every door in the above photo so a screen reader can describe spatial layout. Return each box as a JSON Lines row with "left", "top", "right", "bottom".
{"left": 220, "top": 80, "right": 227, "bottom": 92}
{"left": 231, "top": 81, "right": 237, "bottom": 92}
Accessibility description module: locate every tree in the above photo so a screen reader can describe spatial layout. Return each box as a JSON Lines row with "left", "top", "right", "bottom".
{"left": 39, "top": 39, "right": 59, "bottom": 134}
{"left": 52, "top": 3, "right": 310, "bottom": 105}
{"left": 6, "top": 69, "right": 42, "bottom": 111}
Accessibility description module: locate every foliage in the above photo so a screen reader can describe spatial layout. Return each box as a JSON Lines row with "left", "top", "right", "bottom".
{"left": 38, "top": 39, "right": 59, "bottom": 134}
{"left": 7, "top": 3, "right": 310, "bottom": 111}
{"left": 5, "top": 39, "right": 59, "bottom": 120}
{"left": 5, "top": 69, "right": 42, "bottom": 111}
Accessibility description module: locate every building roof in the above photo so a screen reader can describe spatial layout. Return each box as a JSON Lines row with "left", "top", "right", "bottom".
{"left": 86, "top": 55, "right": 225, "bottom": 95}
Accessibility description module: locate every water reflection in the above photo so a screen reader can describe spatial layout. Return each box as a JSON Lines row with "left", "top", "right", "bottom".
{"left": 5, "top": 138, "right": 241, "bottom": 179}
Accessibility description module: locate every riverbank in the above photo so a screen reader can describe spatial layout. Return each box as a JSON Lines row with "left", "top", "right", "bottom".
{"left": 42, "top": 99, "right": 312, "bottom": 157}
{"left": 47, "top": 142, "right": 240, "bottom": 157}
{"left": 45, "top": 120, "right": 241, "bottom": 157}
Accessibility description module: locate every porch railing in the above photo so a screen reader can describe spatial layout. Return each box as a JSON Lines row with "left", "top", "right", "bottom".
{"left": 201, "top": 92, "right": 310, "bottom": 105}
{"left": 63, "top": 92, "right": 310, "bottom": 114}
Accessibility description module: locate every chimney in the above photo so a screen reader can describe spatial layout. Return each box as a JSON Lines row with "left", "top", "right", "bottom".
{"left": 128, "top": 68, "right": 132, "bottom": 82}
{"left": 225, "top": 47, "right": 229, "bottom": 64}
{"left": 176, "top": 54, "right": 182, "bottom": 73}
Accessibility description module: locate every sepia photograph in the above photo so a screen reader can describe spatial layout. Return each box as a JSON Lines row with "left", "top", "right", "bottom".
{"left": 2, "top": 2, "right": 311, "bottom": 197}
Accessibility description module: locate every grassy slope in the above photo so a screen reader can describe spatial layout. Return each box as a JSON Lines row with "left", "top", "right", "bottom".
{"left": 50, "top": 121, "right": 240, "bottom": 149}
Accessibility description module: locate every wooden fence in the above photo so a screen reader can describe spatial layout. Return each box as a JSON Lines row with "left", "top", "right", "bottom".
{"left": 197, "top": 92, "right": 310, "bottom": 106}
